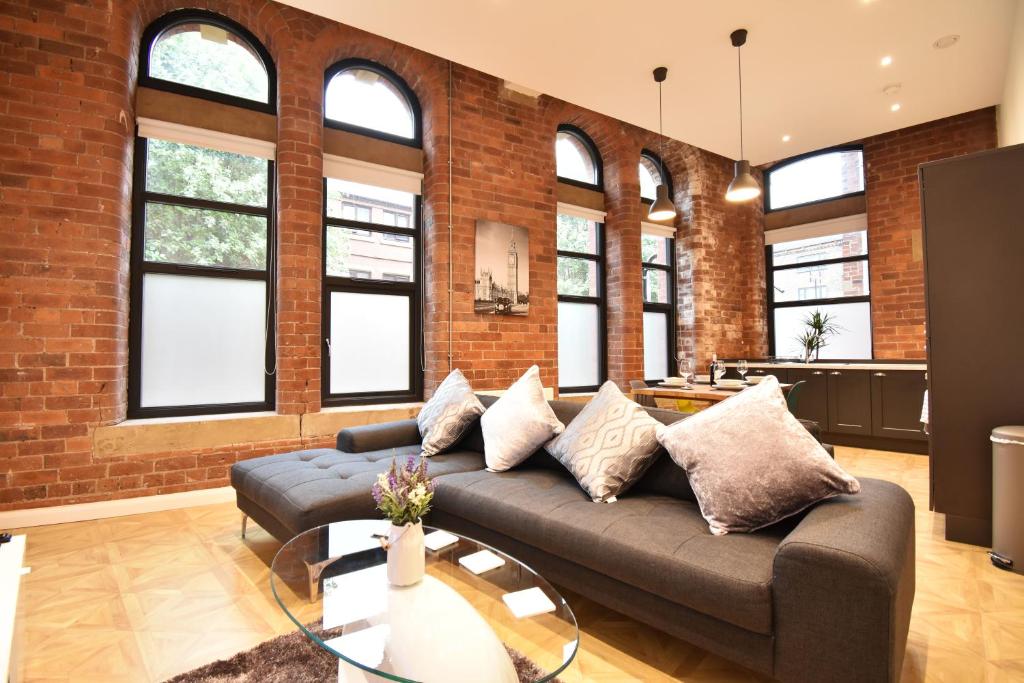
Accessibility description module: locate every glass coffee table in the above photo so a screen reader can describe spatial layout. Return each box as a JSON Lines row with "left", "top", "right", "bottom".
{"left": 270, "top": 520, "right": 578, "bottom": 683}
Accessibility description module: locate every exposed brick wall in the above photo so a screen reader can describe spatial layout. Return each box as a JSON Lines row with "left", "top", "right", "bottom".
{"left": 862, "top": 107, "right": 997, "bottom": 358}
{"left": 0, "top": 0, "right": 763, "bottom": 511}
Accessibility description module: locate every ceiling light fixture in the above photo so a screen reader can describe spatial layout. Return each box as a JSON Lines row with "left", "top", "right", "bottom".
{"left": 891, "top": 103, "right": 901, "bottom": 112}
{"left": 782, "top": 134, "right": 791, "bottom": 142}
{"left": 648, "top": 66, "right": 677, "bottom": 221}
{"left": 725, "top": 28, "right": 761, "bottom": 203}
{"left": 933, "top": 34, "right": 960, "bottom": 49}
{"left": 880, "top": 55, "right": 893, "bottom": 67}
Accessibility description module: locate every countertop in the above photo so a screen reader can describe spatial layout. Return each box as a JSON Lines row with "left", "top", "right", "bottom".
{"left": 723, "top": 361, "right": 927, "bottom": 371}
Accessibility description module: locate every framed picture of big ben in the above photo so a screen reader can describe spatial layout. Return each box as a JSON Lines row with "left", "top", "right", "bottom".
{"left": 473, "top": 220, "right": 529, "bottom": 316}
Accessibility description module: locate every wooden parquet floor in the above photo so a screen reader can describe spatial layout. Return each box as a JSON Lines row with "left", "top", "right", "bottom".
{"left": 11, "top": 447, "right": 1024, "bottom": 682}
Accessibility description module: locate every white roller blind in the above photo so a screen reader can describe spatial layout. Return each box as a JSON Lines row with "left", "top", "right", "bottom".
{"left": 765, "top": 213, "right": 867, "bottom": 245}
{"left": 323, "top": 154, "right": 423, "bottom": 195}
{"left": 136, "top": 117, "right": 276, "bottom": 160}
{"left": 641, "top": 221, "right": 676, "bottom": 238}
{"left": 556, "top": 202, "right": 607, "bottom": 223}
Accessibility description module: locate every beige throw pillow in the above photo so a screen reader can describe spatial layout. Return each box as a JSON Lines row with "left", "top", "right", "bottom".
{"left": 546, "top": 381, "right": 665, "bottom": 502}
{"left": 481, "top": 365, "right": 564, "bottom": 472}
{"left": 417, "top": 369, "right": 485, "bottom": 456}
{"left": 657, "top": 376, "right": 860, "bottom": 535}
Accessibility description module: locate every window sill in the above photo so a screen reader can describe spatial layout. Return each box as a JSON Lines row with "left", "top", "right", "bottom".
{"left": 320, "top": 402, "right": 423, "bottom": 414}
{"left": 116, "top": 410, "right": 278, "bottom": 428}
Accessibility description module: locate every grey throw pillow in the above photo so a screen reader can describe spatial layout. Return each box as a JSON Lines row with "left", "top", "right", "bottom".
{"left": 657, "top": 376, "right": 860, "bottom": 535}
{"left": 417, "top": 369, "right": 485, "bottom": 456}
{"left": 546, "top": 381, "right": 665, "bottom": 502}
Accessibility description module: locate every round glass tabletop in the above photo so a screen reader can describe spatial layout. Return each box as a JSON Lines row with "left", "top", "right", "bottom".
{"left": 270, "top": 520, "right": 578, "bottom": 683}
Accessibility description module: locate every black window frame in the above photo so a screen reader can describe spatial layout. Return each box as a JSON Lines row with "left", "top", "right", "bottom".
{"left": 766, "top": 233, "right": 873, "bottom": 358}
{"left": 642, "top": 234, "right": 677, "bottom": 383}
{"left": 556, "top": 215, "right": 607, "bottom": 394}
{"left": 556, "top": 124, "right": 604, "bottom": 191}
{"left": 324, "top": 58, "right": 423, "bottom": 148}
{"left": 763, "top": 144, "right": 865, "bottom": 214}
{"left": 127, "top": 137, "right": 277, "bottom": 419}
{"left": 321, "top": 184, "right": 423, "bottom": 407}
{"left": 639, "top": 149, "right": 673, "bottom": 204}
{"left": 139, "top": 9, "right": 277, "bottom": 115}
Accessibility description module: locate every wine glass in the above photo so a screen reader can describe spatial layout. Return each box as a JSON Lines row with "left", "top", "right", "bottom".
{"left": 713, "top": 360, "right": 727, "bottom": 384}
{"left": 737, "top": 360, "right": 748, "bottom": 383}
{"left": 678, "top": 358, "right": 693, "bottom": 387}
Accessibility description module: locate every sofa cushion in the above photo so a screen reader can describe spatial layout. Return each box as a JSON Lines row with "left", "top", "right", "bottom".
{"left": 231, "top": 446, "right": 484, "bottom": 536}
{"left": 432, "top": 468, "right": 790, "bottom": 635}
{"left": 418, "top": 368, "right": 485, "bottom": 456}
{"left": 545, "top": 381, "right": 665, "bottom": 502}
{"left": 480, "top": 365, "right": 564, "bottom": 471}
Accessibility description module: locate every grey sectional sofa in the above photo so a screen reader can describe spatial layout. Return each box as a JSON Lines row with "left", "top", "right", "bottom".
{"left": 231, "top": 395, "right": 915, "bottom": 683}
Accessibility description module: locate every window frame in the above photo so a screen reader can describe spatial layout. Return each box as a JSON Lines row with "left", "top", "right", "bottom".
{"left": 763, "top": 144, "right": 865, "bottom": 214}
{"left": 556, "top": 215, "right": 607, "bottom": 394}
{"left": 556, "top": 124, "right": 604, "bottom": 191}
{"left": 765, "top": 232, "right": 873, "bottom": 358}
{"left": 139, "top": 9, "right": 277, "bottom": 115}
{"left": 639, "top": 149, "right": 673, "bottom": 205}
{"left": 127, "top": 136, "right": 277, "bottom": 419}
{"left": 642, "top": 234, "right": 677, "bottom": 383}
{"left": 323, "top": 58, "right": 423, "bottom": 148}
{"left": 321, "top": 181, "right": 424, "bottom": 407}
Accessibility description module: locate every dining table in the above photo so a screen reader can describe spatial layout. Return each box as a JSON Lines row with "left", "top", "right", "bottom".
{"left": 632, "top": 381, "right": 794, "bottom": 405}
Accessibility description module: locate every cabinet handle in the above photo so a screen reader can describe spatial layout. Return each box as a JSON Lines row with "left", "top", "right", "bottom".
{"left": 830, "top": 371, "right": 842, "bottom": 376}
{"left": 874, "top": 372, "right": 886, "bottom": 377}
{"left": 812, "top": 371, "right": 824, "bottom": 375}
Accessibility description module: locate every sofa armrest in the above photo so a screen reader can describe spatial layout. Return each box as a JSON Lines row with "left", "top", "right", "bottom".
{"left": 772, "top": 478, "right": 915, "bottom": 683}
{"left": 337, "top": 419, "right": 422, "bottom": 453}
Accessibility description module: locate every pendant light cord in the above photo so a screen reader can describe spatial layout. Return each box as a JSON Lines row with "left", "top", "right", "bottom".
{"left": 658, "top": 79, "right": 666, "bottom": 177}
{"left": 737, "top": 45, "right": 744, "bottom": 160}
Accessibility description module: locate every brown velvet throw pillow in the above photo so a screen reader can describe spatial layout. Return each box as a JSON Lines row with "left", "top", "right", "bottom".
{"left": 656, "top": 376, "right": 860, "bottom": 535}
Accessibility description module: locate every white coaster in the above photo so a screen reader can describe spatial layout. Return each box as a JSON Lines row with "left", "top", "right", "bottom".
{"left": 502, "top": 587, "right": 556, "bottom": 619}
{"left": 424, "top": 530, "right": 459, "bottom": 552}
{"left": 327, "top": 520, "right": 389, "bottom": 558}
{"left": 458, "top": 549, "right": 505, "bottom": 575}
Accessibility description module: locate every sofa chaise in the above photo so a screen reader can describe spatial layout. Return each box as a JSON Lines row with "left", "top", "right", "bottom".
{"left": 230, "top": 395, "right": 915, "bottom": 683}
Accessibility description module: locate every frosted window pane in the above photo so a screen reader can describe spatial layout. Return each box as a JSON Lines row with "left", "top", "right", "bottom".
{"left": 643, "top": 312, "right": 669, "bottom": 380}
{"left": 773, "top": 302, "right": 872, "bottom": 360}
{"left": 330, "top": 292, "right": 410, "bottom": 394}
{"left": 140, "top": 274, "right": 266, "bottom": 407}
{"left": 558, "top": 302, "right": 599, "bottom": 388}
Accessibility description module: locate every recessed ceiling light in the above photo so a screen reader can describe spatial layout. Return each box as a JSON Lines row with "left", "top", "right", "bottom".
{"left": 880, "top": 55, "right": 893, "bottom": 67}
{"left": 891, "top": 103, "right": 901, "bottom": 112}
{"left": 933, "top": 34, "right": 960, "bottom": 49}
{"left": 782, "top": 134, "right": 791, "bottom": 142}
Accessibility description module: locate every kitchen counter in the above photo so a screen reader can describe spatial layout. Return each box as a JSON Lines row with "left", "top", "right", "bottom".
{"left": 723, "top": 361, "right": 927, "bottom": 372}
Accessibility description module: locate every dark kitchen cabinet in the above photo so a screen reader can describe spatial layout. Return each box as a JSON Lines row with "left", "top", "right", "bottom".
{"left": 748, "top": 367, "right": 789, "bottom": 383}
{"left": 871, "top": 371, "right": 927, "bottom": 441}
{"left": 826, "top": 370, "right": 872, "bottom": 436}
{"left": 788, "top": 368, "right": 827, "bottom": 427}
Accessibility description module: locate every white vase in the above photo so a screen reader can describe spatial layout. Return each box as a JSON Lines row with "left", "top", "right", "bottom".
{"left": 387, "top": 520, "right": 425, "bottom": 586}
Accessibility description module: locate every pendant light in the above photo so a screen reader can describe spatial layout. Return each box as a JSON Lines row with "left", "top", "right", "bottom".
{"left": 648, "top": 66, "right": 677, "bottom": 221}
{"left": 725, "top": 29, "right": 761, "bottom": 203}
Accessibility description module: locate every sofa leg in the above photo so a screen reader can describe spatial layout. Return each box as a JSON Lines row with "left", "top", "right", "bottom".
{"left": 240, "top": 512, "right": 248, "bottom": 539}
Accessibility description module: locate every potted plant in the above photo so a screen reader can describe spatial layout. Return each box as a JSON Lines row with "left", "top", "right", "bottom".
{"left": 372, "top": 457, "right": 435, "bottom": 586}
{"left": 795, "top": 310, "right": 840, "bottom": 363}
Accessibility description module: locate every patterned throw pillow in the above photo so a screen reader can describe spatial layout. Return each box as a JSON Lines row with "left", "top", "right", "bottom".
{"left": 417, "top": 369, "right": 485, "bottom": 456}
{"left": 481, "top": 365, "right": 564, "bottom": 472}
{"left": 657, "top": 375, "right": 860, "bottom": 535}
{"left": 546, "top": 381, "right": 665, "bottom": 502}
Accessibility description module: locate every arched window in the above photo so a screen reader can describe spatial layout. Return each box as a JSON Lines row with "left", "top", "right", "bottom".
{"left": 129, "top": 12, "right": 277, "bottom": 418}
{"left": 322, "top": 60, "right": 424, "bottom": 405}
{"left": 556, "top": 125, "right": 602, "bottom": 188}
{"left": 765, "top": 146, "right": 864, "bottom": 211}
{"left": 325, "top": 60, "right": 421, "bottom": 145}
{"left": 639, "top": 150, "right": 672, "bottom": 202}
{"left": 140, "top": 10, "right": 275, "bottom": 113}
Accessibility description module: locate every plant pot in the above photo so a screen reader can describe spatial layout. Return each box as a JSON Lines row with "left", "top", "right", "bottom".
{"left": 387, "top": 520, "right": 425, "bottom": 586}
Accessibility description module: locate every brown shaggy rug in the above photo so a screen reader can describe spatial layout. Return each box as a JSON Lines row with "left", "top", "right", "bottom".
{"left": 164, "top": 622, "right": 562, "bottom": 683}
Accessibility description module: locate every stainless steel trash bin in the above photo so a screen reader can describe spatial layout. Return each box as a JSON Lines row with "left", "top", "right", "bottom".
{"left": 991, "top": 426, "right": 1024, "bottom": 574}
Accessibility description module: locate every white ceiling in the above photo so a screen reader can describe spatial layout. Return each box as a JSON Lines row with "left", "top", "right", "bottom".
{"left": 281, "top": 0, "right": 1016, "bottom": 165}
